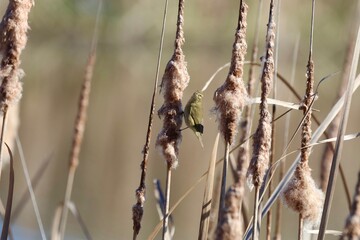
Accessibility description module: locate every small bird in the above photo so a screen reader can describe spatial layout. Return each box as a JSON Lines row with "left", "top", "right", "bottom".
{"left": 184, "top": 90, "right": 204, "bottom": 148}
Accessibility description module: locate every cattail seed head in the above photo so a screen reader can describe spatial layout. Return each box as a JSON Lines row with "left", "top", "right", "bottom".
{"left": 156, "top": 0, "right": 189, "bottom": 169}
{"left": 216, "top": 183, "right": 243, "bottom": 240}
{"left": 282, "top": 162, "right": 324, "bottom": 226}
{"left": 213, "top": 2, "right": 248, "bottom": 145}
{"left": 246, "top": 1, "right": 275, "bottom": 188}
{"left": 0, "top": 0, "right": 34, "bottom": 111}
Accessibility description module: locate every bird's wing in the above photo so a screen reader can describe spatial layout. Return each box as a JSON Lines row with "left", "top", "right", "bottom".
{"left": 190, "top": 104, "right": 204, "bottom": 134}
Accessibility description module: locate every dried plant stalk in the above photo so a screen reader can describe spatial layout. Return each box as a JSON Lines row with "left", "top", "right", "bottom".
{"left": 132, "top": 0, "right": 170, "bottom": 237}
{"left": 156, "top": 0, "right": 189, "bottom": 169}
{"left": 0, "top": 0, "right": 33, "bottom": 182}
{"left": 232, "top": 0, "right": 263, "bottom": 232}
{"left": 155, "top": 0, "right": 189, "bottom": 238}
{"left": 320, "top": 21, "right": 355, "bottom": 192}
{"left": 282, "top": 0, "right": 324, "bottom": 233}
{"left": 57, "top": 6, "right": 101, "bottom": 237}
{"left": 341, "top": 172, "right": 360, "bottom": 239}
{"left": 214, "top": 0, "right": 248, "bottom": 236}
{"left": 58, "top": 51, "right": 96, "bottom": 240}
{"left": 246, "top": 0, "right": 275, "bottom": 191}
{"left": 213, "top": 1, "right": 248, "bottom": 146}
{"left": 246, "top": 1, "right": 275, "bottom": 239}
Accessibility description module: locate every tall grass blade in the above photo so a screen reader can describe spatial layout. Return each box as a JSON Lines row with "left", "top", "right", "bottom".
{"left": 317, "top": 21, "right": 360, "bottom": 240}
{"left": 15, "top": 137, "right": 47, "bottom": 239}
{"left": 198, "top": 133, "right": 220, "bottom": 240}
{"left": 12, "top": 153, "right": 52, "bottom": 221}
{"left": 51, "top": 204, "right": 63, "bottom": 240}
{"left": 67, "top": 201, "right": 93, "bottom": 240}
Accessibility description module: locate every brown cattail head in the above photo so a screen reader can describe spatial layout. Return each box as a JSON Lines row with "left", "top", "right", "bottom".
{"left": 0, "top": 0, "right": 34, "bottom": 111}
{"left": 156, "top": 0, "right": 189, "bottom": 169}
{"left": 299, "top": 59, "right": 314, "bottom": 165}
{"left": 282, "top": 162, "right": 324, "bottom": 226}
{"left": 342, "top": 172, "right": 360, "bottom": 239}
{"left": 215, "top": 184, "right": 243, "bottom": 240}
{"left": 213, "top": 2, "right": 248, "bottom": 145}
{"left": 246, "top": 0, "right": 275, "bottom": 188}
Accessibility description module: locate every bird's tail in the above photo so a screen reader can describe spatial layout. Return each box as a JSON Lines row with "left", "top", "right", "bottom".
{"left": 195, "top": 132, "right": 204, "bottom": 148}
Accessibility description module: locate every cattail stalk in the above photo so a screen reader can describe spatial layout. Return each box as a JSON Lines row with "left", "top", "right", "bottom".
{"left": 0, "top": 0, "right": 33, "bottom": 182}
{"left": 229, "top": 0, "right": 262, "bottom": 236}
{"left": 57, "top": 6, "right": 101, "bottom": 238}
{"left": 266, "top": 1, "right": 281, "bottom": 239}
{"left": 282, "top": 2, "right": 324, "bottom": 238}
{"left": 246, "top": 0, "right": 275, "bottom": 239}
{"left": 213, "top": 0, "right": 248, "bottom": 233}
{"left": 132, "top": 0, "right": 170, "bottom": 238}
{"left": 156, "top": 0, "right": 189, "bottom": 238}
{"left": 58, "top": 51, "right": 96, "bottom": 240}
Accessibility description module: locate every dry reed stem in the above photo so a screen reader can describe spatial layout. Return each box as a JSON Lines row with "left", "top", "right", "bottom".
{"left": 232, "top": 0, "right": 263, "bottom": 231}
{"left": 318, "top": 1, "right": 360, "bottom": 236}
{"left": 58, "top": 52, "right": 96, "bottom": 240}
{"left": 341, "top": 172, "right": 360, "bottom": 239}
{"left": 320, "top": 22, "right": 356, "bottom": 192}
{"left": 156, "top": 0, "right": 189, "bottom": 238}
{"left": 156, "top": 0, "right": 189, "bottom": 169}
{"left": 267, "top": 0, "right": 282, "bottom": 237}
{"left": 214, "top": 1, "right": 248, "bottom": 238}
{"left": 0, "top": 0, "right": 33, "bottom": 182}
{"left": 246, "top": 1, "right": 275, "bottom": 239}
{"left": 213, "top": 1, "right": 248, "bottom": 146}
{"left": 247, "top": 0, "right": 275, "bottom": 190}
{"left": 58, "top": 15, "right": 99, "bottom": 238}
{"left": 132, "top": 0, "right": 170, "bottom": 237}
{"left": 236, "top": 0, "right": 263, "bottom": 173}
{"left": 282, "top": 0, "right": 324, "bottom": 231}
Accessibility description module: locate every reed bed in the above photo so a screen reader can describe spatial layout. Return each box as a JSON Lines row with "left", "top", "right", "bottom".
{"left": 0, "top": 0, "right": 358, "bottom": 239}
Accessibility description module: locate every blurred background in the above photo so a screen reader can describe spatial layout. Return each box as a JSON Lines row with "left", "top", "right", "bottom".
{"left": 0, "top": 0, "right": 358, "bottom": 239}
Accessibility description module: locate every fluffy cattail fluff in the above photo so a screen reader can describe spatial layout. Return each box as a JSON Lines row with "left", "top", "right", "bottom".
{"left": 213, "top": 2, "right": 248, "bottom": 145}
{"left": 281, "top": 162, "right": 324, "bottom": 225}
{"left": 246, "top": 2, "right": 275, "bottom": 188}
{"left": 216, "top": 184, "right": 243, "bottom": 240}
{"left": 156, "top": 0, "right": 190, "bottom": 169}
{"left": 0, "top": 0, "right": 34, "bottom": 111}
{"left": 341, "top": 172, "right": 360, "bottom": 239}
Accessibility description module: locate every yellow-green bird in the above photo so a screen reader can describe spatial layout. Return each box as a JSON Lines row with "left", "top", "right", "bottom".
{"left": 184, "top": 90, "right": 204, "bottom": 148}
